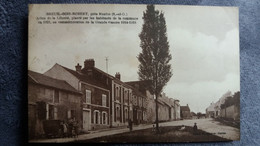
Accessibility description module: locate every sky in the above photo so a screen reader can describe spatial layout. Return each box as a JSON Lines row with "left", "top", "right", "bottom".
{"left": 28, "top": 4, "right": 240, "bottom": 113}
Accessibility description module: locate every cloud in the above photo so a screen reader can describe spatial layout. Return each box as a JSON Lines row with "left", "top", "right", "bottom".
{"left": 168, "top": 28, "right": 239, "bottom": 84}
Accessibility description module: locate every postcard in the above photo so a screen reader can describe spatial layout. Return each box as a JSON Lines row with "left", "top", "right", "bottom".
{"left": 28, "top": 4, "right": 240, "bottom": 143}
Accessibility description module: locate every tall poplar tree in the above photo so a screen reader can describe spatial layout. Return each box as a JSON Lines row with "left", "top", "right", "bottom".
{"left": 138, "top": 5, "right": 172, "bottom": 132}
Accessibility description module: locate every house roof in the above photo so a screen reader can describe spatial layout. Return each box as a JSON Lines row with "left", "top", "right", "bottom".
{"left": 28, "top": 70, "right": 80, "bottom": 94}
{"left": 57, "top": 64, "right": 109, "bottom": 90}
{"left": 180, "top": 106, "right": 190, "bottom": 111}
{"left": 158, "top": 97, "right": 172, "bottom": 107}
{"left": 131, "top": 87, "right": 147, "bottom": 98}
{"left": 86, "top": 67, "right": 133, "bottom": 89}
{"left": 190, "top": 112, "right": 197, "bottom": 116}
{"left": 125, "top": 80, "right": 152, "bottom": 93}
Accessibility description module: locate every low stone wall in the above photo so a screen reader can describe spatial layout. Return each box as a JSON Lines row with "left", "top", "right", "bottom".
{"left": 220, "top": 105, "right": 239, "bottom": 120}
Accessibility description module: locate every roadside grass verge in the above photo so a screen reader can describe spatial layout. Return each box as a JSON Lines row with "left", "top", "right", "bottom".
{"left": 76, "top": 126, "right": 229, "bottom": 143}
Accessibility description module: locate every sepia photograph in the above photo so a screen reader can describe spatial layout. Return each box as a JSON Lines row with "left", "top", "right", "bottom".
{"left": 28, "top": 4, "right": 240, "bottom": 143}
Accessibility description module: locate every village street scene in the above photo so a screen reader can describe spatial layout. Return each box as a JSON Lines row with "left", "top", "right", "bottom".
{"left": 28, "top": 61, "right": 240, "bottom": 142}
{"left": 28, "top": 59, "right": 240, "bottom": 142}
{"left": 28, "top": 4, "right": 240, "bottom": 143}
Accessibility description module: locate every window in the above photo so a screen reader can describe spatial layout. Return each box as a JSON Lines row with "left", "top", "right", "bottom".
{"left": 125, "top": 109, "right": 128, "bottom": 121}
{"left": 68, "top": 110, "right": 76, "bottom": 119}
{"left": 139, "top": 97, "right": 142, "bottom": 107}
{"left": 115, "top": 87, "right": 120, "bottom": 101}
{"left": 102, "top": 94, "right": 107, "bottom": 107}
{"left": 124, "top": 90, "right": 128, "bottom": 103}
{"left": 116, "top": 87, "right": 119, "bottom": 97}
{"left": 95, "top": 112, "right": 99, "bottom": 124}
{"left": 48, "top": 104, "right": 54, "bottom": 120}
{"left": 116, "top": 106, "right": 120, "bottom": 121}
{"left": 54, "top": 107, "right": 58, "bottom": 120}
{"left": 46, "top": 104, "right": 49, "bottom": 120}
{"left": 143, "top": 111, "right": 146, "bottom": 121}
{"left": 94, "top": 110, "right": 100, "bottom": 124}
{"left": 67, "top": 110, "right": 71, "bottom": 119}
{"left": 129, "top": 93, "right": 132, "bottom": 103}
{"left": 86, "top": 90, "right": 91, "bottom": 103}
{"left": 133, "top": 96, "right": 137, "bottom": 106}
{"left": 54, "top": 90, "right": 59, "bottom": 103}
{"left": 102, "top": 112, "right": 107, "bottom": 125}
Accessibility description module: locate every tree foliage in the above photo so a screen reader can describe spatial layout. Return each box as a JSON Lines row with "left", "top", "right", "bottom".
{"left": 220, "top": 91, "right": 240, "bottom": 109}
{"left": 138, "top": 5, "right": 172, "bottom": 96}
{"left": 138, "top": 5, "right": 172, "bottom": 132}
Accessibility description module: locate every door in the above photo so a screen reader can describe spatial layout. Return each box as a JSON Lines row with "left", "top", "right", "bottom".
{"left": 83, "top": 110, "right": 90, "bottom": 131}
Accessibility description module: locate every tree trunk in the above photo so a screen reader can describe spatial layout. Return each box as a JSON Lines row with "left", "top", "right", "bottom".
{"left": 155, "top": 94, "right": 159, "bottom": 133}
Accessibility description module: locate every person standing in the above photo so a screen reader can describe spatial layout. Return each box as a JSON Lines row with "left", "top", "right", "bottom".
{"left": 193, "top": 123, "right": 198, "bottom": 135}
{"left": 128, "top": 119, "right": 133, "bottom": 131}
{"left": 63, "top": 121, "right": 68, "bottom": 138}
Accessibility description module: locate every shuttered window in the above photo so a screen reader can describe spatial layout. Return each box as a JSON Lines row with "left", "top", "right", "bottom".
{"left": 86, "top": 90, "right": 91, "bottom": 103}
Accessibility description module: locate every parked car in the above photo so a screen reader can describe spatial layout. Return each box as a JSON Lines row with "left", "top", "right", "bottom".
{"left": 43, "top": 120, "right": 63, "bottom": 138}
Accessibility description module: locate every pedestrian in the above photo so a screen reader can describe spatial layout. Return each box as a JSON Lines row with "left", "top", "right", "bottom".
{"left": 74, "top": 120, "right": 79, "bottom": 137}
{"left": 193, "top": 123, "right": 198, "bottom": 135}
{"left": 62, "top": 121, "right": 68, "bottom": 138}
{"left": 152, "top": 124, "right": 156, "bottom": 132}
{"left": 68, "top": 119, "right": 73, "bottom": 137}
{"left": 128, "top": 119, "right": 133, "bottom": 131}
{"left": 59, "top": 121, "right": 64, "bottom": 138}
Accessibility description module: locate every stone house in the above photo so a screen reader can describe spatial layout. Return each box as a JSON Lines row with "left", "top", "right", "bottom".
{"left": 44, "top": 61, "right": 110, "bottom": 131}
{"left": 28, "top": 70, "right": 82, "bottom": 139}
{"left": 206, "top": 102, "right": 215, "bottom": 118}
{"left": 205, "top": 91, "right": 233, "bottom": 119}
{"left": 44, "top": 59, "right": 133, "bottom": 128}
{"left": 180, "top": 104, "right": 191, "bottom": 119}
{"left": 125, "top": 81, "right": 149, "bottom": 125}
{"left": 130, "top": 89, "right": 147, "bottom": 125}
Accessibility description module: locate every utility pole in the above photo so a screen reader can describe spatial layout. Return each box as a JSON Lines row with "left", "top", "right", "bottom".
{"left": 105, "top": 57, "right": 109, "bottom": 73}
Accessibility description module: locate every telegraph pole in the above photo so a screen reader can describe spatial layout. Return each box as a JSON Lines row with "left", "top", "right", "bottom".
{"left": 105, "top": 57, "right": 109, "bottom": 73}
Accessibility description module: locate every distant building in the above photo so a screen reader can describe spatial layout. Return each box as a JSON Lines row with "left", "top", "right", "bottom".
{"left": 205, "top": 91, "right": 233, "bottom": 118}
{"left": 180, "top": 104, "right": 191, "bottom": 119}
{"left": 28, "top": 70, "right": 82, "bottom": 139}
{"left": 190, "top": 112, "right": 197, "bottom": 119}
{"left": 126, "top": 81, "right": 180, "bottom": 123}
{"left": 131, "top": 89, "right": 147, "bottom": 125}
{"left": 173, "top": 99, "right": 181, "bottom": 120}
{"left": 158, "top": 93, "right": 172, "bottom": 122}
{"left": 168, "top": 98, "right": 181, "bottom": 121}
{"left": 206, "top": 102, "right": 215, "bottom": 118}
{"left": 219, "top": 91, "right": 240, "bottom": 120}
{"left": 125, "top": 81, "right": 149, "bottom": 125}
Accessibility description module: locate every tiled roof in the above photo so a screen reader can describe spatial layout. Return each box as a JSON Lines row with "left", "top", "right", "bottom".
{"left": 58, "top": 64, "right": 109, "bottom": 90}
{"left": 125, "top": 80, "right": 152, "bottom": 94}
{"left": 28, "top": 70, "right": 80, "bottom": 94}
{"left": 180, "top": 106, "right": 190, "bottom": 111}
{"left": 88, "top": 67, "right": 133, "bottom": 89}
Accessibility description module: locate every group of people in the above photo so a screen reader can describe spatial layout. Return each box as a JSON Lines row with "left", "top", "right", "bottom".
{"left": 59, "top": 118, "right": 79, "bottom": 138}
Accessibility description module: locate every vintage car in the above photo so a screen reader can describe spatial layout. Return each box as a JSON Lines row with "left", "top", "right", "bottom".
{"left": 43, "top": 120, "right": 63, "bottom": 138}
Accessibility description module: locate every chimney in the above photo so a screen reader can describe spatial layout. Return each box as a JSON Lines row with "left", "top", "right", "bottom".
{"left": 75, "top": 63, "right": 82, "bottom": 72}
{"left": 84, "top": 59, "right": 95, "bottom": 68}
{"left": 115, "top": 72, "right": 121, "bottom": 80}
